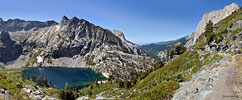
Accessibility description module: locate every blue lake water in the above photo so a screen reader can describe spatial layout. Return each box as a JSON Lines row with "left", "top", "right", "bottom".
{"left": 23, "top": 67, "right": 105, "bottom": 89}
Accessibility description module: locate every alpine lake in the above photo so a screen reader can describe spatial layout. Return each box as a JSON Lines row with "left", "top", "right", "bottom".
{"left": 23, "top": 67, "right": 106, "bottom": 90}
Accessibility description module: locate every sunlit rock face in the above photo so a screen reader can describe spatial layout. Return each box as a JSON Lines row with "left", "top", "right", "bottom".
{"left": 186, "top": 3, "right": 239, "bottom": 47}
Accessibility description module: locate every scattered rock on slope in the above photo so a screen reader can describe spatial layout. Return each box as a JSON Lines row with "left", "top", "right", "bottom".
{"left": 172, "top": 55, "right": 239, "bottom": 100}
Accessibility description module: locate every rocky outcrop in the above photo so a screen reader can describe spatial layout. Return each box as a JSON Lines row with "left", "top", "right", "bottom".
{"left": 0, "top": 31, "right": 22, "bottom": 63}
{"left": 112, "top": 30, "right": 126, "bottom": 41}
{"left": 202, "top": 19, "right": 242, "bottom": 53}
{"left": 22, "top": 88, "right": 57, "bottom": 100}
{"left": 184, "top": 32, "right": 197, "bottom": 47}
{"left": 0, "top": 87, "right": 10, "bottom": 100}
{"left": 111, "top": 30, "right": 145, "bottom": 55}
{"left": 230, "top": 20, "right": 242, "bottom": 31}
{"left": 190, "top": 3, "right": 239, "bottom": 46}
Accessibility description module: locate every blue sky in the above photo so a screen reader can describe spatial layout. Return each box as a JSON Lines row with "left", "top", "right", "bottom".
{"left": 0, "top": 0, "right": 241, "bottom": 44}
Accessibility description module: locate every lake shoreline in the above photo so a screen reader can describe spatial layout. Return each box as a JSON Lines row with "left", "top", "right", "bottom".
{"left": 23, "top": 67, "right": 106, "bottom": 90}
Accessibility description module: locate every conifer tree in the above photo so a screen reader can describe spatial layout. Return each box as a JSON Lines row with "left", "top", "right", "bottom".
{"left": 65, "top": 82, "right": 69, "bottom": 90}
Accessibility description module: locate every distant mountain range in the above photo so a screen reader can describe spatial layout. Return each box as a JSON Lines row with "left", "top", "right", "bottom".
{"left": 140, "top": 40, "right": 174, "bottom": 59}
{"left": 0, "top": 18, "right": 57, "bottom": 32}
{"left": 140, "top": 35, "right": 193, "bottom": 60}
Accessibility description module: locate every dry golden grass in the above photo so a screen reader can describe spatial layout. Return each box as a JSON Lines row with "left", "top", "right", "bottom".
{"left": 233, "top": 55, "right": 242, "bottom": 99}
{"left": 206, "top": 64, "right": 219, "bottom": 71}
{"left": 1, "top": 68, "right": 23, "bottom": 73}
{"left": 226, "top": 56, "right": 233, "bottom": 62}
{"left": 0, "top": 94, "right": 4, "bottom": 100}
{"left": 223, "top": 63, "right": 230, "bottom": 67}
{"left": 236, "top": 55, "right": 242, "bottom": 67}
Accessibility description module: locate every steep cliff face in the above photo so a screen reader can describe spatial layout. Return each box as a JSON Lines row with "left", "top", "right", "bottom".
{"left": 111, "top": 30, "right": 145, "bottom": 55}
{"left": 189, "top": 3, "right": 239, "bottom": 46}
{"left": 0, "top": 31, "right": 22, "bottom": 63}
{"left": 21, "top": 16, "right": 153, "bottom": 79}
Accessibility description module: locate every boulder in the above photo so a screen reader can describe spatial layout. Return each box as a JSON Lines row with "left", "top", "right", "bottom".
{"left": 230, "top": 20, "right": 242, "bottom": 31}
{"left": 197, "top": 89, "right": 212, "bottom": 100}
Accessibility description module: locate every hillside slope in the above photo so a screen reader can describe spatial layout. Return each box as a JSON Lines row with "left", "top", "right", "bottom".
{"left": 127, "top": 4, "right": 242, "bottom": 99}
{"left": 172, "top": 4, "right": 242, "bottom": 100}
{"left": 82, "top": 3, "right": 242, "bottom": 100}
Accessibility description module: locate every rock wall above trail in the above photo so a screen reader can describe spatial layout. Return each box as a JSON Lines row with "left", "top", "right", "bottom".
{"left": 188, "top": 3, "right": 239, "bottom": 47}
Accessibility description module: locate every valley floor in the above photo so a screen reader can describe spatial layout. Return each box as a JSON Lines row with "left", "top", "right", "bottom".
{"left": 172, "top": 54, "right": 240, "bottom": 100}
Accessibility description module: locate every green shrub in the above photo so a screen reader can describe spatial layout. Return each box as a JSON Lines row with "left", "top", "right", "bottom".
{"left": 0, "top": 65, "right": 4, "bottom": 69}
{"left": 47, "top": 56, "right": 52, "bottom": 64}
{"left": 58, "top": 89, "right": 76, "bottom": 100}
{"left": 85, "top": 55, "right": 96, "bottom": 66}
{"left": 79, "top": 82, "right": 119, "bottom": 98}
{"left": 124, "top": 80, "right": 131, "bottom": 89}
{"left": 153, "top": 61, "right": 164, "bottom": 70}
{"left": 118, "top": 80, "right": 124, "bottom": 88}
{"left": 134, "top": 50, "right": 222, "bottom": 92}
{"left": 0, "top": 72, "right": 27, "bottom": 99}
{"left": 134, "top": 81, "right": 179, "bottom": 100}
{"left": 232, "top": 28, "right": 242, "bottom": 35}
{"left": 174, "top": 45, "right": 187, "bottom": 55}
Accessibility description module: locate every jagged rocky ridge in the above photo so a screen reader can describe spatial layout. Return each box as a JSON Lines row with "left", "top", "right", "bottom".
{"left": 1, "top": 16, "right": 154, "bottom": 80}
{"left": 0, "top": 18, "right": 58, "bottom": 65}
{"left": 0, "top": 18, "right": 57, "bottom": 32}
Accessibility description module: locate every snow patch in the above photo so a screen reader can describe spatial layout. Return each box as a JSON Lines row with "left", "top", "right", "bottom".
{"left": 37, "top": 56, "right": 43, "bottom": 63}
{"left": 102, "top": 72, "right": 110, "bottom": 78}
